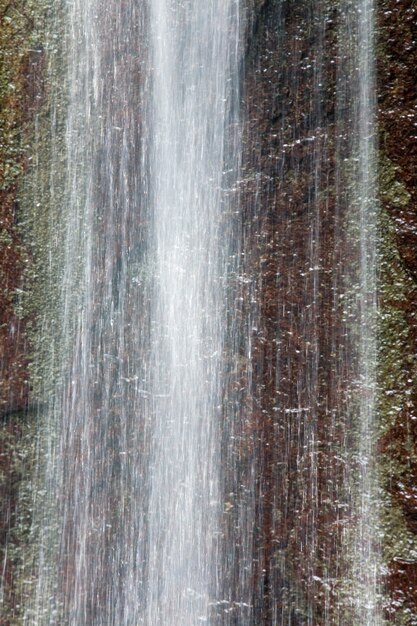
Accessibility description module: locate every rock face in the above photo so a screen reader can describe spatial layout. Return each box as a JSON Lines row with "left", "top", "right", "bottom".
{"left": 377, "top": 0, "right": 417, "bottom": 621}
{"left": 0, "top": 8, "right": 46, "bottom": 417}
{"left": 0, "top": 4, "right": 44, "bottom": 621}
{"left": 0, "top": 190, "right": 29, "bottom": 417}
{"left": 229, "top": 1, "right": 361, "bottom": 622}
{"left": 234, "top": 0, "right": 416, "bottom": 622}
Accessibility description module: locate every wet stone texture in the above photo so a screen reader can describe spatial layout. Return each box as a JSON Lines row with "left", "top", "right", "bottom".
{"left": 223, "top": 1, "right": 361, "bottom": 623}
{"left": 0, "top": 2, "right": 45, "bottom": 621}
{"left": 377, "top": 0, "right": 417, "bottom": 622}
{"left": 0, "top": 187, "right": 29, "bottom": 417}
{"left": 0, "top": 3, "right": 46, "bottom": 418}
{"left": 0, "top": 4, "right": 45, "bottom": 415}
{"left": 226, "top": 0, "right": 417, "bottom": 622}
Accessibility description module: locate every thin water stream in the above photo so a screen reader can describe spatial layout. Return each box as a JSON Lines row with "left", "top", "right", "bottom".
{"left": 19, "top": 0, "right": 382, "bottom": 624}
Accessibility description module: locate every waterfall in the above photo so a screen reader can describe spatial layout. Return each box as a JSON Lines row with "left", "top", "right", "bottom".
{"left": 23, "top": 0, "right": 241, "bottom": 624}
{"left": 346, "top": 0, "right": 381, "bottom": 622}
{"left": 146, "top": 1, "right": 240, "bottom": 623}
{"left": 18, "top": 0, "right": 383, "bottom": 624}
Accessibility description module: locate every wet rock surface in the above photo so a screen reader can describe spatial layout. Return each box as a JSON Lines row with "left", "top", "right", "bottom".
{"left": 227, "top": 1, "right": 360, "bottom": 622}
{"left": 232, "top": 0, "right": 417, "bottom": 623}
{"left": 0, "top": 2, "right": 46, "bottom": 621}
{"left": 377, "top": 0, "right": 417, "bottom": 621}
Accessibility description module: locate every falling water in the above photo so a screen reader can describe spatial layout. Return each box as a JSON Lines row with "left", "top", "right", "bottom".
{"left": 344, "top": 0, "right": 381, "bottom": 622}
{"left": 18, "top": 0, "right": 382, "bottom": 624}
{"left": 146, "top": 1, "right": 240, "bottom": 623}
{"left": 23, "top": 0, "right": 240, "bottom": 624}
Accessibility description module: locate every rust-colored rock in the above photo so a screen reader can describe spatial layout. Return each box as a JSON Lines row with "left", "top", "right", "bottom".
{"left": 377, "top": 0, "right": 417, "bottom": 620}
{"left": 386, "top": 559, "right": 417, "bottom": 621}
{"left": 0, "top": 187, "right": 30, "bottom": 417}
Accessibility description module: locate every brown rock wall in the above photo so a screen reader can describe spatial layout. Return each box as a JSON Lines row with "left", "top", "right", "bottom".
{"left": 226, "top": 1, "right": 358, "bottom": 622}
{"left": 377, "top": 0, "right": 417, "bottom": 621}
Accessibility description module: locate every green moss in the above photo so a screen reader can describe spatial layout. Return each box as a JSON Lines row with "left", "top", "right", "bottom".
{"left": 0, "top": 1, "right": 55, "bottom": 621}
{"left": 377, "top": 172, "right": 417, "bottom": 623}
{"left": 0, "top": 1, "right": 45, "bottom": 188}
{"left": 379, "top": 153, "right": 412, "bottom": 210}
{"left": 0, "top": 415, "right": 38, "bottom": 624}
{"left": 14, "top": 0, "right": 69, "bottom": 403}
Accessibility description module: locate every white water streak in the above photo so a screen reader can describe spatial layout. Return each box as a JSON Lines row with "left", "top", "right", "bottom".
{"left": 146, "top": 1, "right": 240, "bottom": 623}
